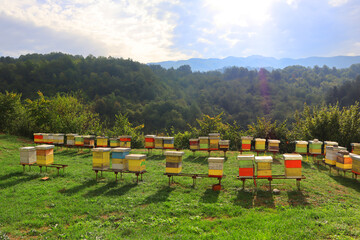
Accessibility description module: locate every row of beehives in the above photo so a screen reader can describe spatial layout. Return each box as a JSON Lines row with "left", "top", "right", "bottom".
{"left": 325, "top": 145, "right": 360, "bottom": 173}
{"left": 144, "top": 135, "right": 175, "bottom": 149}
{"left": 33, "top": 133, "right": 132, "bottom": 148}
{"left": 20, "top": 145, "right": 55, "bottom": 166}
{"left": 296, "top": 140, "right": 360, "bottom": 156}
{"left": 189, "top": 133, "right": 231, "bottom": 151}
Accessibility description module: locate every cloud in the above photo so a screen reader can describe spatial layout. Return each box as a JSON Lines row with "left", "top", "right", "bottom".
{"left": 328, "top": 0, "right": 348, "bottom": 7}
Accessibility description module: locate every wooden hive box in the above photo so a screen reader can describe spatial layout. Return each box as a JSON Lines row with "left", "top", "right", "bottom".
{"left": 42, "top": 134, "right": 49, "bottom": 144}
{"left": 268, "top": 139, "right": 280, "bottom": 152}
{"left": 324, "top": 141, "right": 338, "bottom": 155}
{"left": 219, "top": 140, "right": 230, "bottom": 151}
{"left": 75, "top": 135, "right": 84, "bottom": 146}
{"left": 66, "top": 133, "right": 76, "bottom": 146}
{"left": 154, "top": 136, "right": 164, "bottom": 149}
{"left": 164, "top": 151, "right": 184, "bottom": 174}
{"left": 208, "top": 157, "right": 224, "bottom": 177}
{"left": 163, "top": 137, "right": 175, "bottom": 149}
{"left": 350, "top": 153, "right": 360, "bottom": 174}
{"left": 255, "top": 138, "right": 266, "bottom": 151}
{"left": 208, "top": 133, "right": 220, "bottom": 150}
{"left": 33, "top": 133, "right": 43, "bottom": 144}
{"left": 54, "top": 133, "right": 65, "bottom": 145}
{"left": 255, "top": 156, "right": 273, "bottom": 178}
{"left": 283, "top": 153, "right": 302, "bottom": 178}
{"left": 238, "top": 154, "right": 254, "bottom": 177}
{"left": 145, "top": 135, "right": 156, "bottom": 149}
{"left": 325, "top": 146, "right": 346, "bottom": 165}
{"left": 351, "top": 143, "right": 360, "bottom": 154}
{"left": 189, "top": 139, "right": 199, "bottom": 150}
{"left": 92, "top": 148, "right": 111, "bottom": 170}
{"left": 96, "top": 136, "right": 108, "bottom": 147}
{"left": 336, "top": 150, "right": 352, "bottom": 170}
{"left": 308, "top": 139, "right": 323, "bottom": 155}
{"left": 35, "top": 144, "right": 54, "bottom": 166}
{"left": 295, "top": 141, "right": 308, "bottom": 154}
{"left": 109, "top": 138, "right": 120, "bottom": 148}
{"left": 111, "top": 147, "right": 131, "bottom": 171}
{"left": 125, "top": 154, "right": 146, "bottom": 172}
{"left": 83, "top": 135, "right": 95, "bottom": 147}
{"left": 119, "top": 135, "right": 132, "bottom": 148}
{"left": 20, "top": 147, "right": 36, "bottom": 164}
{"left": 241, "top": 136, "right": 253, "bottom": 151}
{"left": 199, "top": 137, "right": 209, "bottom": 150}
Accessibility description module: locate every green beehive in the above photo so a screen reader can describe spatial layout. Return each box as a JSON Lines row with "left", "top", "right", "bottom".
{"left": 309, "top": 139, "right": 323, "bottom": 155}
{"left": 295, "top": 141, "right": 308, "bottom": 154}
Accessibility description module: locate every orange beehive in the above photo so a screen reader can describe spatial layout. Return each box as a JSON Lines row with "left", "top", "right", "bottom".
{"left": 35, "top": 144, "right": 54, "bottom": 166}
{"left": 145, "top": 135, "right": 156, "bottom": 149}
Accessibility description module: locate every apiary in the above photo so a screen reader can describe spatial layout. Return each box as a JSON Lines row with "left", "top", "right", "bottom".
{"left": 163, "top": 137, "right": 175, "bottom": 149}
{"left": 241, "top": 136, "right": 253, "bottom": 151}
{"left": 255, "top": 156, "right": 273, "bottom": 178}
{"left": 199, "top": 137, "right": 209, "bottom": 150}
{"left": 35, "top": 144, "right": 54, "bottom": 166}
{"left": 351, "top": 143, "right": 360, "bottom": 154}
{"left": 324, "top": 141, "right": 338, "bottom": 155}
{"left": 20, "top": 147, "right": 36, "bottom": 164}
{"left": 75, "top": 135, "right": 84, "bottom": 146}
{"left": 111, "top": 147, "right": 131, "bottom": 171}
{"left": 267, "top": 139, "right": 280, "bottom": 152}
{"left": 119, "top": 136, "right": 132, "bottom": 148}
{"left": 336, "top": 150, "right": 352, "bottom": 170}
{"left": 209, "top": 133, "right": 220, "bottom": 150}
{"left": 126, "top": 154, "right": 146, "bottom": 172}
{"left": 308, "top": 139, "right": 323, "bottom": 155}
{"left": 189, "top": 139, "right": 199, "bottom": 150}
{"left": 283, "top": 154, "right": 302, "bottom": 178}
{"left": 325, "top": 146, "right": 346, "bottom": 165}
{"left": 92, "top": 148, "right": 111, "bottom": 170}
{"left": 83, "top": 135, "right": 95, "bottom": 147}
{"left": 295, "top": 141, "right": 308, "bottom": 154}
{"left": 145, "top": 135, "right": 156, "bottom": 149}
{"left": 208, "top": 157, "right": 224, "bottom": 177}
{"left": 350, "top": 153, "right": 360, "bottom": 174}
{"left": 53, "top": 133, "right": 65, "bottom": 145}
{"left": 164, "top": 151, "right": 184, "bottom": 174}
{"left": 255, "top": 138, "right": 266, "bottom": 151}
{"left": 33, "top": 133, "right": 43, "bottom": 143}
{"left": 219, "top": 140, "right": 230, "bottom": 151}
{"left": 66, "top": 133, "right": 76, "bottom": 146}
{"left": 109, "top": 137, "right": 120, "bottom": 148}
{"left": 238, "top": 154, "right": 254, "bottom": 177}
{"left": 96, "top": 136, "right": 108, "bottom": 147}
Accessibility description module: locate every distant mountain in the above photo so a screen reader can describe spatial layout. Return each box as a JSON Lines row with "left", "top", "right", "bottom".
{"left": 149, "top": 55, "right": 360, "bottom": 72}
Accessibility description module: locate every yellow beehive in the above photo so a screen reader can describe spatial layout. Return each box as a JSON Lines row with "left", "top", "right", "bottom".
{"left": 155, "top": 137, "right": 164, "bottom": 149}
{"left": 163, "top": 137, "right": 175, "bottom": 149}
{"left": 119, "top": 136, "right": 132, "bottom": 148}
{"left": 199, "top": 137, "right": 209, "bottom": 150}
{"left": 267, "top": 139, "right": 280, "bottom": 152}
{"left": 96, "top": 136, "right": 108, "bottom": 147}
{"left": 255, "top": 156, "right": 273, "bottom": 177}
{"left": 283, "top": 154, "right": 302, "bottom": 178}
{"left": 209, "top": 133, "right": 220, "bottom": 150}
{"left": 351, "top": 143, "right": 360, "bottom": 154}
{"left": 53, "top": 133, "right": 65, "bottom": 145}
{"left": 92, "top": 148, "right": 111, "bottom": 170}
{"left": 66, "top": 133, "right": 76, "bottom": 146}
{"left": 208, "top": 157, "right": 224, "bottom": 177}
{"left": 255, "top": 138, "right": 266, "bottom": 151}
{"left": 325, "top": 146, "right": 346, "bottom": 165}
{"left": 33, "top": 133, "right": 43, "bottom": 143}
{"left": 20, "top": 147, "right": 36, "bottom": 164}
{"left": 324, "top": 141, "right": 338, "bottom": 155}
{"left": 35, "top": 144, "right": 54, "bottom": 166}
{"left": 145, "top": 135, "right": 156, "bottom": 149}
{"left": 336, "top": 150, "right": 352, "bottom": 170}
{"left": 165, "top": 151, "right": 184, "bottom": 174}
{"left": 350, "top": 153, "right": 360, "bottom": 174}
{"left": 109, "top": 138, "right": 120, "bottom": 147}
{"left": 126, "top": 154, "right": 146, "bottom": 172}
{"left": 75, "top": 135, "right": 84, "bottom": 146}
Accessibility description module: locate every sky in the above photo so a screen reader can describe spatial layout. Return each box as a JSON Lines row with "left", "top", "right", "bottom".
{"left": 0, "top": 0, "right": 359, "bottom": 63}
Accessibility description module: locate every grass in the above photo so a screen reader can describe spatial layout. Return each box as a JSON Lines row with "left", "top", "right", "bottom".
{"left": 1, "top": 134, "right": 360, "bottom": 239}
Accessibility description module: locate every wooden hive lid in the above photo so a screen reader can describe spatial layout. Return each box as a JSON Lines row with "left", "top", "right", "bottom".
{"left": 119, "top": 135, "right": 132, "bottom": 138}
{"left": 208, "top": 157, "right": 224, "bottom": 163}
{"left": 241, "top": 136, "right": 253, "bottom": 140}
{"left": 255, "top": 138, "right": 266, "bottom": 142}
{"left": 309, "top": 139, "right": 323, "bottom": 144}
{"left": 283, "top": 153, "right": 302, "bottom": 160}
{"left": 92, "top": 147, "right": 111, "bottom": 152}
{"left": 96, "top": 136, "right": 108, "bottom": 139}
{"left": 189, "top": 138, "right": 199, "bottom": 141}
{"left": 83, "top": 135, "right": 95, "bottom": 138}
{"left": 145, "top": 135, "right": 156, "bottom": 138}
{"left": 324, "top": 141, "right": 338, "bottom": 145}
{"left": 162, "top": 137, "right": 174, "bottom": 140}
{"left": 125, "top": 154, "right": 146, "bottom": 160}
{"left": 66, "top": 133, "right": 77, "bottom": 136}
{"left": 351, "top": 143, "right": 360, "bottom": 147}
{"left": 255, "top": 156, "right": 273, "bottom": 163}
{"left": 268, "top": 139, "right": 280, "bottom": 143}
{"left": 237, "top": 154, "right": 254, "bottom": 160}
{"left": 219, "top": 140, "right": 230, "bottom": 144}
{"left": 33, "top": 133, "right": 43, "bottom": 135}
{"left": 295, "top": 140, "right": 308, "bottom": 145}
{"left": 164, "top": 151, "right": 184, "bottom": 156}
{"left": 112, "top": 147, "right": 131, "bottom": 152}
{"left": 109, "top": 137, "right": 118, "bottom": 140}
{"left": 54, "top": 133, "right": 65, "bottom": 136}
{"left": 35, "top": 144, "right": 55, "bottom": 150}
{"left": 20, "top": 146, "right": 36, "bottom": 151}
{"left": 199, "top": 136, "right": 209, "bottom": 139}
{"left": 350, "top": 153, "right": 360, "bottom": 161}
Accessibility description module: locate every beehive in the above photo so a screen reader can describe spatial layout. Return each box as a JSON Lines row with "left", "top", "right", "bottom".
{"left": 350, "top": 153, "right": 360, "bottom": 174}
{"left": 283, "top": 154, "right": 302, "bottom": 178}
{"left": 255, "top": 138, "right": 266, "bottom": 151}
{"left": 35, "top": 144, "right": 54, "bottom": 166}
{"left": 238, "top": 154, "right": 254, "bottom": 177}
{"left": 189, "top": 139, "right": 199, "bottom": 150}
{"left": 66, "top": 133, "right": 76, "bottom": 146}
{"left": 75, "top": 135, "right": 84, "bottom": 146}
{"left": 126, "top": 154, "right": 146, "bottom": 172}
{"left": 165, "top": 151, "right": 184, "bottom": 174}
{"left": 208, "top": 157, "right": 224, "bottom": 177}
{"left": 109, "top": 138, "right": 120, "bottom": 148}
{"left": 163, "top": 137, "right": 175, "bottom": 149}
{"left": 351, "top": 143, "right": 360, "bottom": 154}
{"left": 20, "top": 147, "right": 36, "bottom": 164}
{"left": 83, "top": 135, "right": 95, "bottom": 147}
{"left": 33, "top": 133, "right": 43, "bottom": 143}
{"left": 308, "top": 139, "right": 323, "bottom": 155}
{"left": 111, "top": 147, "right": 131, "bottom": 171}
{"left": 145, "top": 135, "right": 156, "bottom": 149}
{"left": 119, "top": 136, "right": 132, "bottom": 148}
{"left": 53, "top": 133, "right": 65, "bottom": 145}
{"left": 199, "top": 137, "right": 209, "bottom": 150}
{"left": 209, "top": 133, "right": 220, "bottom": 150}
{"left": 255, "top": 156, "right": 273, "bottom": 178}
{"left": 154, "top": 136, "right": 164, "bottom": 149}
{"left": 219, "top": 140, "right": 230, "bottom": 151}
{"left": 241, "top": 136, "right": 253, "bottom": 151}
{"left": 268, "top": 139, "right": 280, "bottom": 152}
{"left": 96, "top": 136, "right": 108, "bottom": 147}
{"left": 295, "top": 141, "right": 308, "bottom": 154}
{"left": 92, "top": 148, "right": 111, "bottom": 170}
{"left": 42, "top": 133, "right": 53, "bottom": 144}
{"left": 323, "top": 141, "right": 338, "bottom": 155}
{"left": 336, "top": 150, "right": 352, "bottom": 170}
{"left": 325, "top": 146, "right": 346, "bottom": 165}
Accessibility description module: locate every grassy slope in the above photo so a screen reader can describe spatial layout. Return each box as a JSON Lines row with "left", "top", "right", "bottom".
{"left": 0, "top": 134, "right": 360, "bottom": 239}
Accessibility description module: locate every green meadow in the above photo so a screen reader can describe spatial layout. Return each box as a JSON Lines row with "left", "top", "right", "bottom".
{"left": 1, "top": 134, "right": 360, "bottom": 239}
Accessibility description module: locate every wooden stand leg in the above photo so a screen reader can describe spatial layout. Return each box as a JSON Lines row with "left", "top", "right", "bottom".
{"left": 242, "top": 179, "right": 245, "bottom": 190}
{"left": 168, "top": 175, "right": 171, "bottom": 186}
{"left": 296, "top": 179, "right": 301, "bottom": 191}
{"left": 268, "top": 178, "right": 272, "bottom": 191}
{"left": 115, "top": 172, "right": 118, "bottom": 182}
{"left": 95, "top": 170, "right": 98, "bottom": 181}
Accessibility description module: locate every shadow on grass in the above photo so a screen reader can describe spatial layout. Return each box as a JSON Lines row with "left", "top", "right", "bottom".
{"left": 183, "top": 156, "right": 208, "bottom": 165}
{"left": 234, "top": 189, "right": 254, "bottom": 208}
{"left": 0, "top": 171, "right": 24, "bottom": 181}
{"left": 287, "top": 190, "right": 310, "bottom": 207}
{"left": 200, "top": 189, "right": 220, "bottom": 203}
{"left": 143, "top": 186, "right": 175, "bottom": 204}
{"left": 146, "top": 154, "right": 166, "bottom": 161}
{"left": 62, "top": 179, "right": 98, "bottom": 195}
{"left": 83, "top": 181, "right": 118, "bottom": 197}
{"left": 301, "top": 161, "right": 312, "bottom": 169}
{"left": 105, "top": 183, "right": 138, "bottom": 196}
{"left": 253, "top": 190, "right": 275, "bottom": 208}
{"left": 330, "top": 175, "right": 360, "bottom": 193}
{"left": 0, "top": 174, "right": 39, "bottom": 189}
